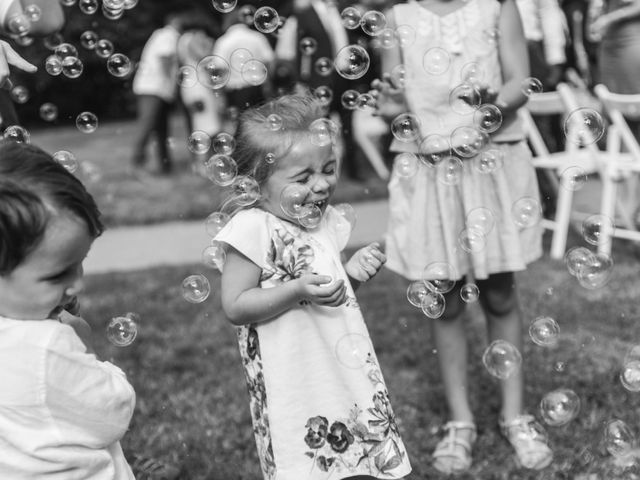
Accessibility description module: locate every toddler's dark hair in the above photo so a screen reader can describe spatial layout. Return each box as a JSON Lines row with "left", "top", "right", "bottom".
{"left": 233, "top": 93, "right": 328, "bottom": 186}
{"left": 0, "top": 141, "right": 104, "bottom": 275}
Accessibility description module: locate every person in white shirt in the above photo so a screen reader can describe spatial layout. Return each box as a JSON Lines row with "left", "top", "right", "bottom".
{"left": 0, "top": 141, "right": 136, "bottom": 480}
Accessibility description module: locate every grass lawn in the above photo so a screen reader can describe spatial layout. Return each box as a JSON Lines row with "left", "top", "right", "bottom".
{"left": 30, "top": 116, "right": 389, "bottom": 228}
{"left": 81, "top": 232, "right": 640, "bottom": 479}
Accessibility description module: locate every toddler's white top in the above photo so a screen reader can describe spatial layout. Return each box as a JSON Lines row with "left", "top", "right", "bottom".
{"left": 132, "top": 25, "right": 181, "bottom": 102}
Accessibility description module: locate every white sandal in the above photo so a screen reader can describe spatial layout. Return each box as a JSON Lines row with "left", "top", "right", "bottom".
{"left": 499, "top": 414, "right": 553, "bottom": 469}
{"left": 432, "top": 420, "right": 477, "bottom": 474}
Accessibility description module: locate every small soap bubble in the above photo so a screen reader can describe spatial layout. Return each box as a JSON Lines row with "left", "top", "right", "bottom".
{"left": 204, "top": 211, "right": 230, "bottom": 237}
{"left": 436, "top": 156, "right": 463, "bottom": 186}
{"left": 253, "top": 6, "right": 279, "bottom": 33}
{"left": 178, "top": 66, "right": 198, "bottom": 88}
{"left": 475, "top": 148, "right": 504, "bottom": 174}
{"left": 333, "top": 203, "right": 357, "bottom": 235}
{"left": 298, "top": 204, "right": 323, "bottom": 229}
{"left": 309, "top": 118, "right": 336, "bottom": 146}
{"left": 564, "top": 246, "right": 593, "bottom": 276}
{"left": 241, "top": 59, "right": 268, "bottom": 86}
{"left": 564, "top": 108, "right": 605, "bottom": 146}
{"left": 10, "top": 85, "right": 29, "bottom": 104}
{"left": 280, "top": 183, "right": 311, "bottom": 218}
{"left": 79, "top": 0, "right": 99, "bottom": 14}
{"left": 95, "top": 38, "right": 114, "bottom": 58}
{"left": 7, "top": 13, "right": 31, "bottom": 36}
{"left": 460, "top": 283, "right": 479, "bottom": 303}
{"left": 466, "top": 207, "right": 495, "bottom": 236}
{"left": 335, "top": 333, "right": 372, "bottom": 369}
{"left": 202, "top": 242, "right": 226, "bottom": 270}
{"left": 576, "top": 252, "right": 613, "bottom": 289}
{"left": 106, "top": 53, "right": 132, "bottom": 77}
{"left": 62, "top": 56, "right": 84, "bottom": 78}
{"left": 314, "top": 56, "right": 333, "bottom": 76}
{"left": 395, "top": 24, "right": 415, "bottom": 47}
{"left": 3, "top": 125, "right": 30, "bottom": 143}
{"left": 522, "top": 77, "right": 543, "bottom": 96}
{"left": 483, "top": 27, "right": 500, "bottom": 45}
{"left": 39, "top": 102, "right": 58, "bottom": 122}
{"left": 420, "top": 290, "right": 446, "bottom": 319}
{"left": 449, "top": 83, "right": 481, "bottom": 115}
{"left": 423, "top": 47, "right": 450, "bottom": 75}
{"left": 419, "top": 134, "right": 450, "bottom": 166}
{"left": 378, "top": 28, "right": 397, "bottom": 49}
{"left": 620, "top": 360, "right": 640, "bottom": 392}
{"left": 360, "top": 10, "right": 386, "bottom": 36}
{"left": 390, "top": 64, "right": 407, "bottom": 89}
{"left": 341, "top": 89, "right": 360, "bottom": 110}
{"left": 212, "top": 0, "right": 237, "bottom": 13}
{"left": 561, "top": 166, "right": 588, "bottom": 191}
{"left": 238, "top": 4, "right": 256, "bottom": 25}
{"left": 603, "top": 419, "right": 635, "bottom": 458}
{"left": 264, "top": 153, "right": 276, "bottom": 164}
{"left": 313, "top": 85, "right": 333, "bottom": 107}
{"left": 24, "top": 4, "right": 42, "bottom": 21}
{"left": 422, "top": 261, "right": 457, "bottom": 294}
{"left": 232, "top": 175, "right": 260, "bottom": 206}
{"left": 356, "top": 92, "right": 376, "bottom": 111}
{"left": 460, "top": 62, "right": 483, "bottom": 84}
{"left": 80, "top": 30, "right": 98, "bottom": 50}
{"left": 197, "top": 55, "right": 230, "bottom": 90}
{"left": 204, "top": 154, "right": 237, "bottom": 186}
{"left": 212, "top": 132, "right": 236, "bottom": 155}
{"left": 391, "top": 113, "right": 421, "bottom": 143}
{"left": 106, "top": 312, "right": 139, "bottom": 347}
{"left": 482, "top": 339, "right": 522, "bottom": 379}
{"left": 181, "top": 274, "right": 211, "bottom": 303}
{"left": 299, "top": 37, "right": 318, "bottom": 55}
{"left": 53, "top": 150, "right": 78, "bottom": 173}
{"left": 266, "top": 113, "right": 283, "bottom": 131}
{"left": 229, "top": 47, "right": 252, "bottom": 72}
{"left": 582, "top": 214, "right": 614, "bottom": 246}
{"left": 511, "top": 196, "right": 542, "bottom": 228}
{"left": 334, "top": 44, "right": 370, "bottom": 80}
{"left": 54, "top": 42, "right": 76, "bottom": 59}
{"left": 406, "top": 280, "right": 431, "bottom": 307}
{"left": 340, "top": 6, "right": 362, "bottom": 29}
{"left": 188, "top": 130, "right": 212, "bottom": 155}
{"left": 393, "top": 152, "right": 419, "bottom": 178}
{"left": 529, "top": 316, "right": 560, "bottom": 346}
{"left": 473, "top": 104, "right": 502, "bottom": 133}
{"left": 539, "top": 388, "right": 580, "bottom": 426}
{"left": 450, "top": 126, "right": 487, "bottom": 158}
{"left": 458, "top": 227, "right": 486, "bottom": 253}
{"left": 43, "top": 32, "right": 63, "bottom": 50}
{"left": 75, "top": 111, "right": 98, "bottom": 133}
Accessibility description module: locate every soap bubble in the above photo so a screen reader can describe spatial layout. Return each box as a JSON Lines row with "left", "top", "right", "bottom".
{"left": 341, "top": 89, "right": 360, "bottom": 110}
{"left": 280, "top": 183, "right": 311, "bottom": 218}
{"left": 378, "top": 28, "right": 397, "bottom": 49}
{"left": 419, "top": 134, "right": 451, "bottom": 166}
{"left": 420, "top": 290, "right": 446, "bottom": 318}
{"left": 45, "top": 55, "right": 62, "bottom": 75}
{"left": 3, "top": 125, "right": 30, "bottom": 143}
{"left": 436, "top": 156, "right": 464, "bottom": 186}
{"left": 314, "top": 56, "right": 333, "bottom": 76}
{"left": 521, "top": 77, "right": 543, "bottom": 96}
{"left": 212, "top": 132, "right": 236, "bottom": 155}
{"left": 62, "top": 56, "right": 84, "bottom": 78}
{"left": 482, "top": 27, "right": 500, "bottom": 45}
{"left": 564, "top": 108, "right": 605, "bottom": 146}
{"left": 539, "top": 388, "right": 580, "bottom": 426}
{"left": 309, "top": 118, "right": 336, "bottom": 146}
{"left": 238, "top": 4, "right": 256, "bottom": 25}
{"left": 79, "top": 0, "right": 98, "bottom": 14}
{"left": 423, "top": 47, "right": 450, "bottom": 75}
{"left": 460, "top": 283, "right": 479, "bottom": 303}
{"left": 204, "top": 154, "right": 237, "bottom": 186}
{"left": 466, "top": 207, "right": 495, "bottom": 236}
{"left": 266, "top": 113, "right": 283, "bottom": 131}
{"left": 389, "top": 64, "right": 407, "bottom": 88}
{"left": 10, "top": 85, "right": 28, "bottom": 104}
{"left": 560, "top": 165, "right": 588, "bottom": 191}
{"left": 298, "top": 204, "right": 323, "bottom": 229}
{"left": 106, "top": 312, "right": 139, "bottom": 347}
{"left": 75, "top": 111, "right": 98, "bottom": 133}
{"left": 313, "top": 85, "right": 333, "bottom": 107}
{"left": 529, "top": 316, "right": 560, "bottom": 346}
{"left": 197, "top": 55, "right": 230, "bottom": 90}
{"left": 212, "top": 0, "right": 237, "bottom": 13}
{"left": 205, "top": 211, "right": 230, "bottom": 237}
{"left": 202, "top": 242, "right": 226, "bottom": 270}
{"left": 232, "top": 175, "right": 261, "bottom": 206}
{"left": 458, "top": 227, "right": 486, "bottom": 253}
{"left": 360, "top": 10, "right": 386, "bottom": 36}
{"left": 564, "top": 246, "right": 593, "bottom": 276}
{"left": 106, "top": 53, "right": 132, "bottom": 77}
{"left": 473, "top": 104, "right": 503, "bottom": 133}
{"left": 460, "top": 61, "right": 484, "bottom": 84}
{"left": 241, "top": 59, "right": 268, "bottom": 86}
{"left": 576, "top": 252, "right": 613, "bottom": 289}
{"left": 449, "top": 83, "right": 481, "bottom": 115}
{"left": 299, "top": 37, "right": 317, "bottom": 56}
{"left": 253, "top": 6, "right": 279, "bottom": 33}
{"left": 95, "top": 38, "right": 114, "bottom": 58}
{"left": 511, "top": 196, "right": 542, "bottom": 228}
{"left": 43, "top": 32, "right": 64, "bottom": 50}
{"left": 53, "top": 150, "right": 78, "bottom": 173}
{"left": 333, "top": 203, "right": 356, "bottom": 234}
{"left": 54, "top": 43, "right": 78, "bottom": 60}
{"left": 80, "top": 30, "right": 98, "bottom": 50}
{"left": 393, "top": 152, "right": 419, "bottom": 178}
{"left": 187, "top": 130, "right": 212, "bottom": 155}
{"left": 39, "top": 102, "right": 59, "bottom": 122}
{"left": 450, "top": 126, "right": 487, "bottom": 158}
{"left": 620, "top": 360, "right": 640, "bottom": 392}
{"left": 181, "top": 274, "right": 211, "bottom": 303}
{"left": 407, "top": 280, "right": 431, "bottom": 307}
{"left": 7, "top": 13, "right": 31, "bottom": 36}
{"left": 391, "top": 113, "right": 421, "bottom": 143}
{"left": 581, "top": 214, "right": 614, "bottom": 246}
{"left": 475, "top": 148, "right": 504, "bottom": 174}
{"left": 356, "top": 92, "right": 376, "bottom": 111}
{"left": 334, "top": 44, "right": 370, "bottom": 80}
{"left": 482, "top": 339, "right": 522, "bottom": 379}
{"left": 603, "top": 419, "right": 635, "bottom": 458}
{"left": 422, "top": 261, "right": 457, "bottom": 293}
{"left": 335, "top": 333, "right": 372, "bottom": 368}
{"left": 178, "top": 66, "right": 198, "bottom": 88}
{"left": 395, "top": 24, "right": 415, "bottom": 47}
{"left": 24, "top": 4, "right": 42, "bottom": 21}
{"left": 340, "top": 6, "right": 361, "bottom": 29}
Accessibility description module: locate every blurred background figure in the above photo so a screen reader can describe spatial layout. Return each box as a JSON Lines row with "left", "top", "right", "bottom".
{"left": 212, "top": 10, "right": 275, "bottom": 126}
{"left": 0, "top": 0, "right": 65, "bottom": 130}
{"left": 130, "top": 12, "right": 189, "bottom": 175}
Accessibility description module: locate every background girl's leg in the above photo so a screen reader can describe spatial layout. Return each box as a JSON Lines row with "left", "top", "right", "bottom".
{"left": 477, "top": 272, "right": 523, "bottom": 422}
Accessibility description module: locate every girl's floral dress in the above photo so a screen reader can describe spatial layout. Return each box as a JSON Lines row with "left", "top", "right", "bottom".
{"left": 214, "top": 206, "right": 412, "bottom": 480}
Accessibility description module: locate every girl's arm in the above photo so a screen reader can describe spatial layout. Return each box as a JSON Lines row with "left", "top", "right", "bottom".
{"left": 494, "top": 0, "right": 530, "bottom": 114}
{"left": 221, "top": 247, "right": 348, "bottom": 326}
{"left": 590, "top": 0, "right": 640, "bottom": 37}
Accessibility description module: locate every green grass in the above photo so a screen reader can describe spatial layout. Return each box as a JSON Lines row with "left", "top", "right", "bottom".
{"left": 81, "top": 233, "right": 640, "bottom": 479}
{"left": 30, "top": 117, "right": 389, "bottom": 228}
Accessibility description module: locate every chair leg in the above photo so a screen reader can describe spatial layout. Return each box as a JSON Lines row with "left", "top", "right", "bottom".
{"left": 599, "top": 169, "right": 617, "bottom": 256}
{"left": 549, "top": 173, "right": 575, "bottom": 260}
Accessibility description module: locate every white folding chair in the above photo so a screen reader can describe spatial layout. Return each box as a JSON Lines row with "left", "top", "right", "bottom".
{"left": 593, "top": 84, "right": 640, "bottom": 254}
{"left": 520, "top": 82, "right": 606, "bottom": 259}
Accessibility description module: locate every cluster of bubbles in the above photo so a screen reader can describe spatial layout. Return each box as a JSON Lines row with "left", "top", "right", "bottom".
{"left": 564, "top": 245, "right": 614, "bottom": 289}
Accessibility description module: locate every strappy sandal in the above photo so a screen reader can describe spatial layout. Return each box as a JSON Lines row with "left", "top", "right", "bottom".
{"left": 432, "top": 420, "right": 477, "bottom": 475}
{"left": 499, "top": 414, "right": 553, "bottom": 469}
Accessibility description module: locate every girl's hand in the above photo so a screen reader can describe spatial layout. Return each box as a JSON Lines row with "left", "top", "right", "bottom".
{"left": 0, "top": 40, "right": 37, "bottom": 86}
{"left": 344, "top": 242, "right": 387, "bottom": 282}
{"left": 370, "top": 74, "right": 407, "bottom": 121}
{"left": 58, "top": 310, "right": 96, "bottom": 355}
{"left": 588, "top": 15, "right": 612, "bottom": 39}
{"left": 296, "top": 274, "right": 348, "bottom": 307}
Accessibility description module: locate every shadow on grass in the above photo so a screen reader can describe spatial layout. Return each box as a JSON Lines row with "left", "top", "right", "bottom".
{"left": 82, "top": 231, "right": 640, "bottom": 479}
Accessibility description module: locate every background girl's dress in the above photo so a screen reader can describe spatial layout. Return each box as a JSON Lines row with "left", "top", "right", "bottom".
{"left": 215, "top": 207, "right": 411, "bottom": 480}
{"left": 385, "top": 0, "right": 543, "bottom": 281}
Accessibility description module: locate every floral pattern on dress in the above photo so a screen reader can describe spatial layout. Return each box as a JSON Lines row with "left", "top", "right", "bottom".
{"left": 302, "top": 357, "right": 407, "bottom": 477}
{"left": 261, "top": 227, "right": 315, "bottom": 283}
